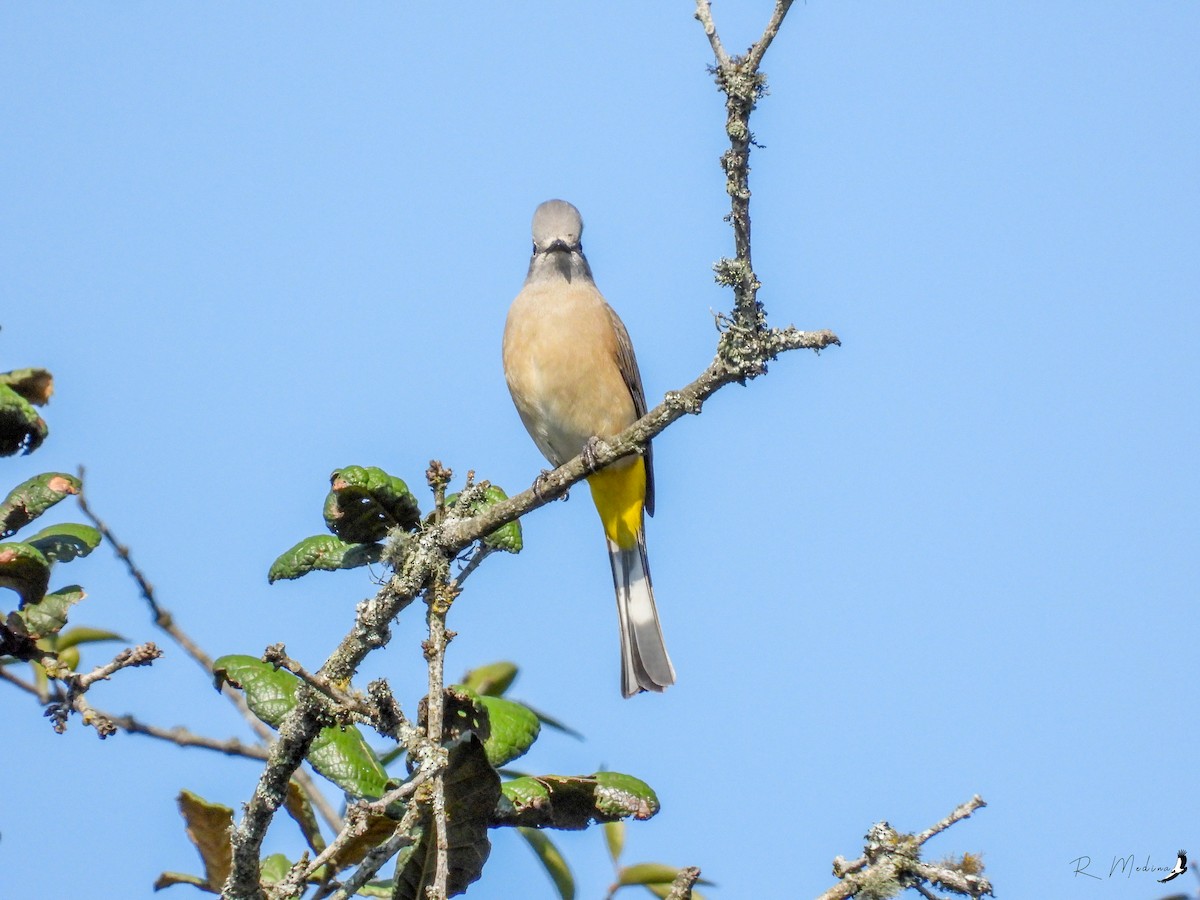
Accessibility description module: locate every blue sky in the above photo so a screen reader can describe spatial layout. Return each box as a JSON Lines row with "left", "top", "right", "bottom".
{"left": 3, "top": 3, "right": 1198, "bottom": 898}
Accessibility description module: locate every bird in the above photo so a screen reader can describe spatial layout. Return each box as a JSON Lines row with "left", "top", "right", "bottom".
{"left": 502, "top": 199, "right": 675, "bottom": 698}
{"left": 1159, "top": 850, "right": 1187, "bottom": 883}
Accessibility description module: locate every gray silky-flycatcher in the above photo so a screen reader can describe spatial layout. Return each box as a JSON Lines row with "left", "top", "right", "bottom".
{"left": 502, "top": 199, "right": 675, "bottom": 697}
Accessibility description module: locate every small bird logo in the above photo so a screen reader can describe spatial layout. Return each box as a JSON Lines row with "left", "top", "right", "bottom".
{"left": 1158, "top": 849, "right": 1187, "bottom": 883}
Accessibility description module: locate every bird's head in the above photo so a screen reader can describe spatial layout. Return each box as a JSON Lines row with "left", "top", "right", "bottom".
{"left": 531, "top": 199, "right": 584, "bottom": 255}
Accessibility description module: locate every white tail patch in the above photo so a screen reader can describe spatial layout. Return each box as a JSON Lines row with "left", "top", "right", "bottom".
{"left": 607, "top": 534, "right": 675, "bottom": 697}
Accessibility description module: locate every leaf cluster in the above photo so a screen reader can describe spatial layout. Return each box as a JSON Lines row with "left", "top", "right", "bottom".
{"left": 268, "top": 466, "right": 522, "bottom": 584}
{"left": 1, "top": 364, "right": 120, "bottom": 680}
{"left": 165, "top": 655, "right": 661, "bottom": 898}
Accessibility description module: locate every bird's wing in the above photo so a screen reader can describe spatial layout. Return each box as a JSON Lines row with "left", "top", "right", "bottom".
{"left": 609, "top": 306, "right": 655, "bottom": 516}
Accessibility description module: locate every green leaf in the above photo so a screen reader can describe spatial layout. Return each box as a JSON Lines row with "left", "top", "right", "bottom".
{"left": 323, "top": 466, "right": 421, "bottom": 543}
{"left": 0, "top": 542, "right": 51, "bottom": 606}
{"left": 593, "top": 772, "right": 660, "bottom": 820}
{"left": 392, "top": 735, "right": 499, "bottom": 900}
{"left": 0, "top": 368, "right": 53, "bottom": 405}
{"left": 619, "top": 863, "right": 683, "bottom": 885}
{"left": 23, "top": 522, "right": 102, "bottom": 563}
{"left": 478, "top": 695, "right": 540, "bottom": 767}
{"left": 445, "top": 685, "right": 541, "bottom": 767}
{"left": 268, "top": 534, "right": 383, "bottom": 583}
{"left": 0, "top": 472, "right": 81, "bottom": 537}
{"left": 260, "top": 853, "right": 292, "bottom": 884}
{"left": 309, "top": 722, "right": 390, "bottom": 801}
{"left": 54, "top": 626, "right": 126, "bottom": 651}
{"left": 212, "top": 654, "right": 297, "bottom": 725}
{"left": 495, "top": 773, "right": 660, "bottom": 830}
{"left": 446, "top": 484, "right": 522, "bottom": 553}
{"left": 22, "top": 586, "right": 86, "bottom": 637}
{"left": 498, "top": 776, "right": 551, "bottom": 811}
{"left": 518, "top": 827, "right": 575, "bottom": 900}
{"left": 604, "top": 821, "right": 625, "bottom": 864}
{"left": 461, "top": 661, "right": 518, "bottom": 697}
{"left": 56, "top": 645, "right": 80, "bottom": 671}
{"left": 161, "top": 790, "right": 233, "bottom": 893}
{"left": 0, "top": 383, "right": 49, "bottom": 457}
{"left": 213, "top": 655, "right": 389, "bottom": 799}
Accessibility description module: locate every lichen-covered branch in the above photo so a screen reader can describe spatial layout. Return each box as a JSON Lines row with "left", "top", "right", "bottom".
{"left": 272, "top": 768, "right": 435, "bottom": 899}
{"left": 225, "top": 556, "right": 433, "bottom": 898}
{"left": 423, "top": 461, "right": 456, "bottom": 900}
{"left": 440, "top": 327, "right": 838, "bottom": 553}
{"left": 820, "top": 796, "right": 991, "bottom": 900}
{"left": 667, "top": 867, "right": 703, "bottom": 900}
{"left": 327, "top": 802, "right": 423, "bottom": 900}
{"left": 262, "top": 642, "right": 422, "bottom": 748}
{"left": 440, "top": 0, "right": 834, "bottom": 553}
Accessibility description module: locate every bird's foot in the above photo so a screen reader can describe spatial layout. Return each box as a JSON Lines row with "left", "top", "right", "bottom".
{"left": 533, "top": 469, "right": 568, "bottom": 503}
{"left": 581, "top": 436, "right": 610, "bottom": 472}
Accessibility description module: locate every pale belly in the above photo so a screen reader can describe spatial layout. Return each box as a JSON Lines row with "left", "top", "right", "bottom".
{"left": 503, "top": 286, "right": 636, "bottom": 466}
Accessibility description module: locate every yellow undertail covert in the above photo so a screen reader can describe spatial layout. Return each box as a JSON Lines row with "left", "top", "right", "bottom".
{"left": 587, "top": 456, "right": 645, "bottom": 550}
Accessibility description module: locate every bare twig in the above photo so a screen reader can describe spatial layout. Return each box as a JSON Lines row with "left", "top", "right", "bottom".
{"left": 0, "top": 663, "right": 46, "bottom": 700}
{"left": 40, "top": 641, "right": 162, "bottom": 736}
{"left": 76, "top": 471, "right": 343, "bottom": 834}
{"left": 76, "top": 467, "right": 166, "bottom": 622}
{"left": 263, "top": 643, "right": 359, "bottom": 709}
{"left": 453, "top": 543, "right": 494, "bottom": 588}
{"left": 52, "top": 692, "right": 117, "bottom": 737}
{"left": 109, "top": 714, "right": 271, "bottom": 759}
{"left": 692, "top": 0, "right": 730, "bottom": 67}
{"left": 368, "top": 767, "right": 436, "bottom": 816}
{"left": 746, "top": 0, "right": 795, "bottom": 70}
{"left": 914, "top": 795, "right": 987, "bottom": 845}
{"left": 71, "top": 641, "right": 161, "bottom": 691}
{"left": 3, "top": 664, "right": 270, "bottom": 758}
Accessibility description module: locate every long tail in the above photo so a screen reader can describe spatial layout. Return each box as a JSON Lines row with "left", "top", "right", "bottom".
{"left": 608, "top": 530, "right": 675, "bottom": 698}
